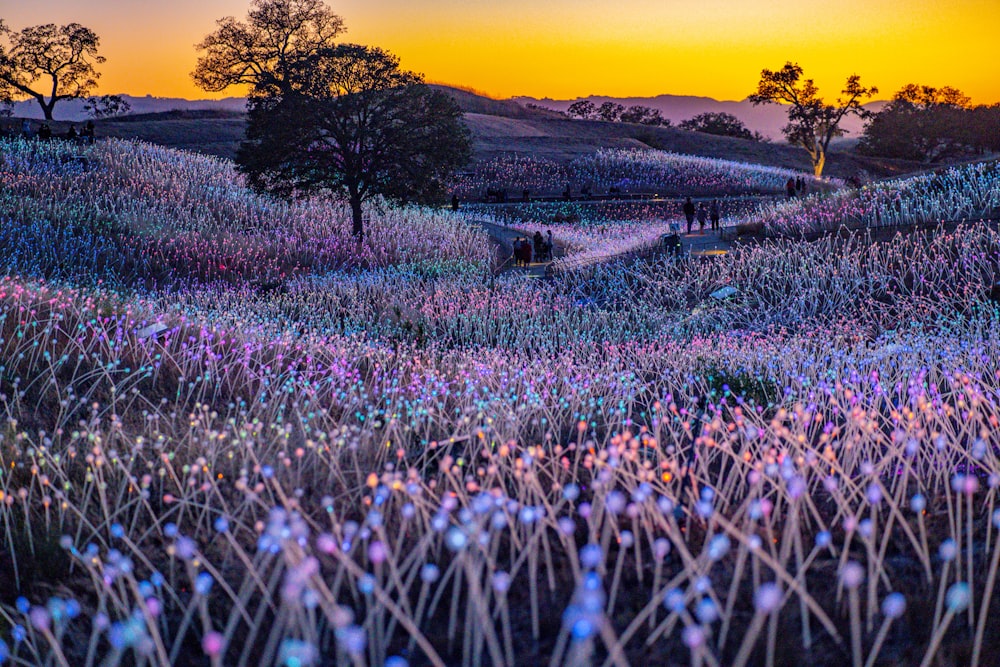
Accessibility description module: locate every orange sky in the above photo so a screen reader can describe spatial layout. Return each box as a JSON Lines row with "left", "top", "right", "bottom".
{"left": 5, "top": 0, "right": 1000, "bottom": 103}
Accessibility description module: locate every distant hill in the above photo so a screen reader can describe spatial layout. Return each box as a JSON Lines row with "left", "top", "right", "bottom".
{"left": 460, "top": 113, "right": 917, "bottom": 180}
{"left": 428, "top": 85, "right": 561, "bottom": 119}
{"left": 9, "top": 95, "right": 247, "bottom": 121}
{"left": 516, "top": 94, "right": 887, "bottom": 141}
{"left": 4, "top": 86, "right": 915, "bottom": 179}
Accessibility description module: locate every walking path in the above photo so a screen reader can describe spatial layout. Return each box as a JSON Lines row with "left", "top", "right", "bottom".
{"left": 473, "top": 218, "right": 733, "bottom": 279}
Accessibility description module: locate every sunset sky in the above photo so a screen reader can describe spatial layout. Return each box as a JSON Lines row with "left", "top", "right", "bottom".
{"left": 5, "top": 0, "right": 999, "bottom": 104}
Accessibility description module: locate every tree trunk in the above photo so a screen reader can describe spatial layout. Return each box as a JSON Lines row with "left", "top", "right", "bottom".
{"left": 349, "top": 195, "right": 364, "bottom": 239}
{"left": 39, "top": 98, "right": 55, "bottom": 121}
{"left": 812, "top": 152, "right": 825, "bottom": 178}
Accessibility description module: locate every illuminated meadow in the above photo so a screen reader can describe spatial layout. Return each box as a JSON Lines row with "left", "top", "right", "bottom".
{"left": 2, "top": 138, "right": 1000, "bottom": 666}
{"left": 451, "top": 150, "right": 831, "bottom": 199}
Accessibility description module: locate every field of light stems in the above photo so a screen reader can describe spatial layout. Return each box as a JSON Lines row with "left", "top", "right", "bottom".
{"left": 1, "top": 137, "right": 1000, "bottom": 666}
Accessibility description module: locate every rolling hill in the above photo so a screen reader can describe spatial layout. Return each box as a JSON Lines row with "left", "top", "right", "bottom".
{"left": 4, "top": 87, "right": 916, "bottom": 178}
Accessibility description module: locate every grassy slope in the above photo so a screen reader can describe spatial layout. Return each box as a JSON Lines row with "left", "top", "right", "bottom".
{"left": 463, "top": 113, "right": 923, "bottom": 179}
{"left": 3, "top": 88, "right": 924, "bottom": 177}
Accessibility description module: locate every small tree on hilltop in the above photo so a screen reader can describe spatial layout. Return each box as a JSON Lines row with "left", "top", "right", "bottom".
{"left": 0, "top": 20, "right": 106, "bottom": 120}
{"left": 236, "top": 44, "right": 471, "bottom": 238}
{"left": 679, "top": 112, "right": 763, "bottom": 141}
{"left": 192, "top": 0, "right": 346, "bottom": 97}
{"left": 83, "top": 94, "right": 131, "bottom": 118}
{"left": 597, "top": 101, "right": 624, "bottom": 122}
{"left": 750, "top": 62, "right": 877, "bottom": 177}
{"left": 620, "top": 104, "right": 668, "bottom": 126}
{"left": 566, "top": 100, "right": 597, "bottom": 119}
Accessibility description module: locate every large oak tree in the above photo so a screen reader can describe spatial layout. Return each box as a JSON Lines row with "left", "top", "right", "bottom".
{"left": 0, "top": 21, "right": 105, "bottom": 120}
{"left": 236, "top": 44, "right": 471, "bottom": 238}
{"left": 750, "top": 62, "right": 877, "bottom": 177}
{"left": 194, "top": 0, "right": 470, "bottom": 239}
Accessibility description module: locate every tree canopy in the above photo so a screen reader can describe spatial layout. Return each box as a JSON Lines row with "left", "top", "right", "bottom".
{"left": 83, "top": 94, "right": 131, "bottom": 119}
{"left": 236, "top": 44, "right": 471, "bottom": 238}
{"left": 749, "top": 62, "right": 877, "bottom": 177}
{"left": 857, "top": 84, "right": 999, "bottom": 163}
{"left": 678, "top": 112, "right": 764, "bottom": 141}
{"left": 0, "top": 20, "right": 105, "bottom": 120}
{"left": 565, "top": 100, "right": 669, "bottom": 126}
{"left": 192, "top": 0, "right": 346, "bottom": 96}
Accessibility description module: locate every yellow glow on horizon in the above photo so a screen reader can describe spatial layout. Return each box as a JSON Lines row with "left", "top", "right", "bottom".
{"left": 5, "top": 0, "right": 999, "bottom": 104}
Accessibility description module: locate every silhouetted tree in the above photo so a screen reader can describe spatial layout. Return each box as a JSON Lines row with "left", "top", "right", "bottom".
{"left": 237, "top": 44, "right": 471, "bottom": 238}
{"left": 620, "top": 104, "right": 668, "bottom": 126}
{"left": 192, "top": 0, "right": 345, "bottom": 97}
{"left": 750, "top": 62, "right": 877, "bottom": 177}
{"left": 566, "top": 100, "right": 597, "bottom": 119}
{"left": 859, "top": 84, "right": 976, "bottom": 162}
{"left": 83, "top": 94, "right": 131, "bottom": 118}
{"left": 965, "top": 104, "right": 1000, "bottom": 154}
{"left": 0, "top": 20, "right": 105, "bottom": 120}
{"left": 597, "top": 101, "right": 624, "bottom": 122}
{"left": 679, "top": 112, "right": 763, "bottom": 140}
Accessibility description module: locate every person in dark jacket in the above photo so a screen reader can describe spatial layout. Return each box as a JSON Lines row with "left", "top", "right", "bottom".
{"left": 682, "top": 197, "right": 696, "bottom": 234}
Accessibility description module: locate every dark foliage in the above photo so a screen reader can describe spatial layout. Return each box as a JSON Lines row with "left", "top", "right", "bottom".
{"left": 191, "top": 0, "right": 345, "bottom": 96}
{"left": 679, "top": 112, "right": 765, "bottom": 141}
{"left": 83, "top": 94, "right": 131, "bottom": 118}
{"left": 566, "top": 100, "right": 670, "bottom": 126}
{"left": 859, "top": 85, "right": 1000, "bottom": 162}
{"left": 236, "top": 44, "right": 471, "bottom": 237}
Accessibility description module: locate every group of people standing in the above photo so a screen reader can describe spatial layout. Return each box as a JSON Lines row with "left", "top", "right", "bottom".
{"left": 17, "top": 119, "right": 96, "bottom": 144}
{"left": 785, "top": 176, "right": 807, "bottom": 198}
{"left": 681, "top": 197, "right": 722, "bottom": 234}
{"left": 513, "top": 230, "right": 554, "bottom": 267}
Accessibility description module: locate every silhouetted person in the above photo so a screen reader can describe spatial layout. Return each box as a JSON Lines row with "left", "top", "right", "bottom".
{"left": 451, "top": 194, "right": 459, "bottom": 212}
{"left": 20, "top": 119, "right": 32, "bottom": 138}
{"left": 796, "top": 175, "right": 804, "bottom": 193}
{"left": 533, "top": 231, "right": 545, "bottom": 259}
{"left": 522, "top": 189, "right": 530, "bottom": 202}
{"left": 38, "top": 124, "right": 52, "bottom": 141}
{"left": 517, "top": 238, "right": 532, "bottom": 266}
{"left": 710, "top": 199, "right": 720, "bottom": 231}
{"left": 563, "top": 184, "right": 571, "bottom": 201}
{"left": 697, "top": 202, "right": 708, "bottom": 232}
{"left": 683, "top": 197, "right": 696, "bottom": 234}
{"left": 66, "top": 125, "right": 77, "bottom": 141}
{"left": 546, "top": 230, "right": 554, "bottom": 258}
{"left": 786, "top": 177, "right": 796, "bottom": 198}
{"left": 83, "top": 120, "right": 95, "bottom": 145}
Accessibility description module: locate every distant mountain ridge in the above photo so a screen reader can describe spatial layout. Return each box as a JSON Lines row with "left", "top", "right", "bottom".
{"left": 514, "top": 94, "right": 887, "bottom": 141}
{"left": 10, "top": 95, "right": 247, "bottom": 122}
{"left": 10, "top": 89, "right": 884, "bottom": 141}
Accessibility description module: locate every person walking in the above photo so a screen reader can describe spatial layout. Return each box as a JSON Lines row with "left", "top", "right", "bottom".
{"left": 682, "top": 197, "right": 696, "bottom": 234}
{"left": 451, "top": 194, "right": 459, "bottom": 212}
{"left": 710, "top": 199, "right": 720, "bottom": 232}
{"left": 696, "top": 202, "right": 708, "bottom": 232}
